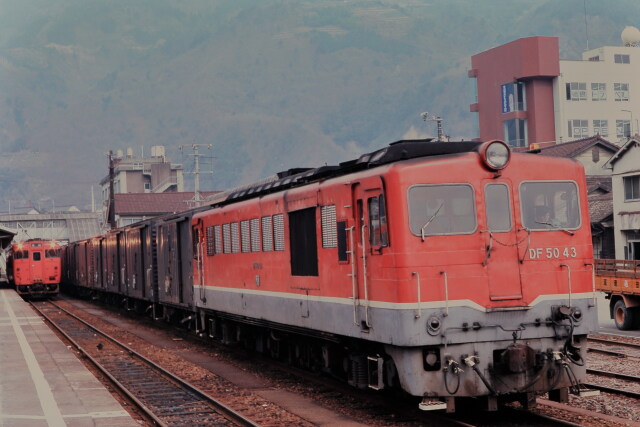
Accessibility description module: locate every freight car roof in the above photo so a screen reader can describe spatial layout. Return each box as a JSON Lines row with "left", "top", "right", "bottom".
{"left": 213, "top": 139, "right": 484, "bottom": 206}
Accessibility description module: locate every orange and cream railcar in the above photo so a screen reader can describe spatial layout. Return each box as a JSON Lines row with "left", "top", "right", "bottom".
{"left": 7, "top": 239, "right": 62, "bottom": 298}
{"left": 191, "top": 139, "right": 597, "bottom": 410}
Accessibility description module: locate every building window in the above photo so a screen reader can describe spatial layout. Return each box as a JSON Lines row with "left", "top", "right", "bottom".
{"left": 503, "top": 119, "right": 527, "bottom": 148}
{"left": 588, "top": 55, "right": 600, "bottom": 61}
{"left": 615, "top": 54, "right": 630, "bottom": 64}
{"left": 614, "top": 83, "right": 629, "bottom": 101}
{"left": 144, "top": 182, "right": 151, "bottom": 190}
{"left": 591, "top": 83, "right": 606, "bottom": 101}
{"left": 568, "top": 120, "right": 588, "bottom": 138}
{"left": 593, "top": 119, "right": 608, "bottom": 137}
{"left": 501, "top": 82, "right": 526, "bottom": 112}
{"left": 616, "top": 120, "right": 632, "bottom": 138}
{"left": 592, "top": 148, "right": 600, "bottom": 163}
{"left": 624, "top": 175, "right": 640, "bottom": 201}
{"left": 566, "top": 82, "right": 587, "bottom": 101}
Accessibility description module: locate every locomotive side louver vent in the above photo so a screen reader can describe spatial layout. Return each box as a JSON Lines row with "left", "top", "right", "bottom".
{"left": 231, "top": 223, "right": 240, "bottom": 253}
{"left": 214, "top": 226, "right": 222, "bottom": 254}
{"left": 205, "top": 226, "right": 215, "bottom": 256}
{"left": 274, "top": 214, "right": 285, "bottom": 251}
{"left": 222, "top": 224, "right": 231, "bottom": 254}
{"left": 241, "top": 221, "right": 250, "bottom": 253}
{"left": 261, "top": 217, "right": 273, "bottom": 252}
{"left": 251, "top": 219, "right": 261, "bottom": 252}
{"left": 321, "top": 205, "right": 338, "bottom": 248}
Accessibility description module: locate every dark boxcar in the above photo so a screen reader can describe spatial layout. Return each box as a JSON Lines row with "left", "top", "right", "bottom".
{"left": 141, "top": 222, "right": 158, "bottom": 304}
{"left": 156, "top": 214, "right": 194, "bottom": 309}
{"left": 104, "top": 231, "right": 122, "bottom": 294}
{"left": 123, "top": 222, "right": 157, "bottom": 302}
{"left": 75, "top": 240, "right": 89, "bottom": 289}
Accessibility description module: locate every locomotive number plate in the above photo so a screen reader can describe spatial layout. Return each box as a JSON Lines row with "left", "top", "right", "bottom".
{"left": 528, "top": 247, "right": 577, "bottom": 260}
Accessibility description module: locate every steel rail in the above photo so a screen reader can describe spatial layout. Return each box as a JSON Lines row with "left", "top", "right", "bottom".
{"left": 587, "top": 347, "right": 628, "bottom": 358}
{"left": 587, "top": 368, "right": 640, "bottom": 383}
{"left": 588, "top": 336, "right": 640, "bottom": 350}
{"left": 581, "top": 382, "right": 640, "bottom": 399}
{"left": 31, "top": 300, "right": 259, "bottom": 427}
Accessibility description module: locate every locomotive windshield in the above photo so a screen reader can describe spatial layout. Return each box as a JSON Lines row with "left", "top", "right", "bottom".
{"left": 520, "top": 181, "right": 580, "bottom": 231}
{"left": 408, "top": 184, "right": 477, "bottom": 236}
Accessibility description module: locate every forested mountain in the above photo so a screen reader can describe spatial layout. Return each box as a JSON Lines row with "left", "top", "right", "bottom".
{"left": 1, "top": 0, "right": 638, "bottom": 210}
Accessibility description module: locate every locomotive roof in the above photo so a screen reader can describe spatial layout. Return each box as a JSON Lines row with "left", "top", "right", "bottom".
{"left": 214, "top": 139, "right": 484, "bottom": 206}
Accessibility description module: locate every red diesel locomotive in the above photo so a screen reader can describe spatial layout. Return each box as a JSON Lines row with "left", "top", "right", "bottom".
{"left": 191, "top": 139, "right": 597, "bottom": 410}
{"left": 64, "top": 139, "right": 597, "bottom": 411}
{"left": 7, "top": 239, "right": 62, "bottom": 298}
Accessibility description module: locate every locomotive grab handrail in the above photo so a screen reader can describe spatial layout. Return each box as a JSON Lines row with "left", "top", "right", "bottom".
{"left": 584, "top": 263, "right": 597, "bottom": 308}
{"left": 412, "top": 272, "right": 421, "bottom": 318}
{"left": 518, "top": 228, "right": 531, "bottom": 263}
{"left": 560, "top": 264, "right": 572, "bottom": 307}
{"left": 440, "top": 271, "right": 449, "bottom": 316}
{"left": 197, "top": 242, "right": 206, "bottom": 302}
{"left": 361, "top": 224, "right": 372, "bottom": 328}
{"left": 346, "top": 226, "right": 358, "bottom": 326}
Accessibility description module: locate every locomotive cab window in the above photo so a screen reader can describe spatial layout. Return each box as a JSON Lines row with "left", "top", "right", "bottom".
{"left": 368, "top": 195, "right": 389, "bottom": 247}
{"left": 485, "top": 183, "right": 512, "bottom": 232}
{"left": 408, "top": 184, "right": 477, "bottom": 236}
{"left": 33, "top": 252, "right": 41, "bottom": 261}
{"left": 520, "top": 181, "right": 580, "bottom": 231}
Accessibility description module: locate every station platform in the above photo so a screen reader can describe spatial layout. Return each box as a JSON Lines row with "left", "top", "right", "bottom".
{"left": 0, "top": 288, "right": 138, "bottom": 426}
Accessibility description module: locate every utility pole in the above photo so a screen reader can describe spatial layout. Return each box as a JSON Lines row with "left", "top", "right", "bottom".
{"left": 108, "top": 151, "right": 117, "bottom": 229}
{"left": 421, "top": 112, "right": 444, "bottom": 141}
{"left": 180, "top": 144, "right": 213, "bottom": 207}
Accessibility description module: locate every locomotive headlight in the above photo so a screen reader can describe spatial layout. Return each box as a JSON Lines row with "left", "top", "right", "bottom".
{"left": 480, "top": 140, "right": 510, "bottom": 170}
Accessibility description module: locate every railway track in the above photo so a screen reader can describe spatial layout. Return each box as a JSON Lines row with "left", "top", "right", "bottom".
{"left": 30, "top": 300, "right": 260, "bottom": 427}
{"left": 34, "top": 295, "right": 637, "bottom": 426}
{"left": 584, "top": 335, "right": 640, "bottom": 401}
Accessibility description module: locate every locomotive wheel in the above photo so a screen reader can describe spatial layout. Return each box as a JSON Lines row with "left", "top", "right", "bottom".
{"left": 613, "top": 300, "right": 640, "bottom": 330}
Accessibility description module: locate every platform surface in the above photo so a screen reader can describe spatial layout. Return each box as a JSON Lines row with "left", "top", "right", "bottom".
{"left": 0, "top": 288, "right": 138, "bottom": 426}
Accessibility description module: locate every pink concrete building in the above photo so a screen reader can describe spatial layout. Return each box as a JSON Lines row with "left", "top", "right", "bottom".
{"left": 469, "top": 37, "right": 560, "bottom": 147}
{"left": 470, "top": 32, "right": 640, "bottom": 148}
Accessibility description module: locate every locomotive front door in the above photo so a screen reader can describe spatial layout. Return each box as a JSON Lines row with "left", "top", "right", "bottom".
{"left": 483, "top": 181, "right": 523, "bottom": 301}
{"left": 351, "top": 177, "right": 387, "bottom": 330}
{"left": 30, "top": 250, "right": 43, "bottom": 283}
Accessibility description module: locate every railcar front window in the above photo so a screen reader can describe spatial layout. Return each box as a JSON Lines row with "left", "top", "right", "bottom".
{"left": 408, "top": 184, "right": 477, "bottom": 236}
{"left": 45, "top": 249, "right": 61, "bottom": 258}
{"left": 520, "top": 181, "right": 580, "bottom": 231}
